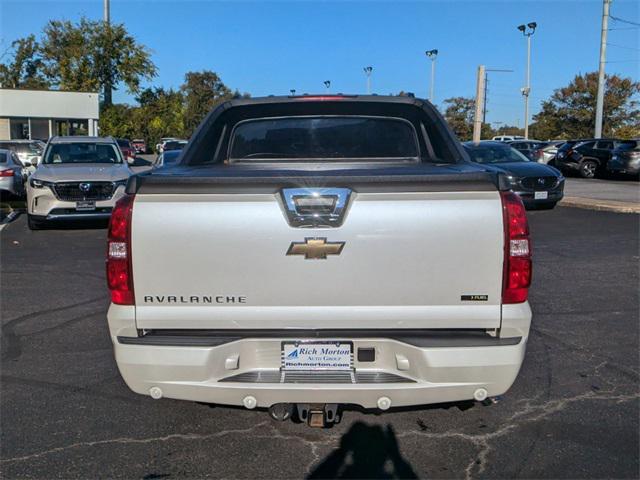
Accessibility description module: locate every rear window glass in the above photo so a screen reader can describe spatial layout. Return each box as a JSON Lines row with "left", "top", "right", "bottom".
{"left": 43, "top": 143, "right": 123, "bottom": 164}
{"left": 0, "top": 152, "right": 7, "bottom": 163}
{"left": 229, "top": 116, "right": 419, "bottom": 161}
{"left": 617, "top": 141, "right": 639, "bottom": 151}
{"left": 117, "top": 139, "right": 131, "bottom": 148}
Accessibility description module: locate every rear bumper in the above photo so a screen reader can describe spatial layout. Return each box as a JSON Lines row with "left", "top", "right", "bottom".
{"left": 108, "top": 304, "right": 531, "bottom": 409}
{"left": 515, "top": 188, "right": 564, "bottom": 208}
{"left": 607, "top": 158, "right": 640, "bottom": 175}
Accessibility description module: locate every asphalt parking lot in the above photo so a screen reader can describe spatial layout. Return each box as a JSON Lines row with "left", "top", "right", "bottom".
{"left": 1, "top": 206, "right": 638, "bottom": 479}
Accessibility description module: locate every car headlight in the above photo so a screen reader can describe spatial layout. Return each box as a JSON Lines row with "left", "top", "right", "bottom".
{"left": 506, "top": 175, "right": 521, "bottom": 189}
{"left": 29, "top": 178, "right": 53, "bottom": 189}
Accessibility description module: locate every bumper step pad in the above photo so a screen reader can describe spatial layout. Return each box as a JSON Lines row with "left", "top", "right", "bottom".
{"left": 220, "top": 370, "right": 415, "bottom": 384}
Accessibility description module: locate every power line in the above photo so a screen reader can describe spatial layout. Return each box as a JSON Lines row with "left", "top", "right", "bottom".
{"left": 607, "top": 42, "right": 640, "bottom": 51}
{"left": 610, "top": 15, "right": 640, "bottom": 27}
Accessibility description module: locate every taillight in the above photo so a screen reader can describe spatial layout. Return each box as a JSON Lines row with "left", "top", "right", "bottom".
{"left": 107, "top": 194, "right": 135, "bottom": 305}
{"left": 0, "top": 169, "right": 14, "bottom": 177}
{"left": 501, "top": 191, "right": 532, "bottom": 304}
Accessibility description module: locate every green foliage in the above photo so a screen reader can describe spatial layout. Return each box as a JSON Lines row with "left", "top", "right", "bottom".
{"left": 0, "top": 17, "right": 156, "bottom": 105}
{"left": 442, "top": 96, "right": 494, "bottom": 140}
{"left": 494, "top": 125, "right": 525, "bottom": 137}
{"left": 181, "top": 71, "right": 234, "bottom": 136}
{"left": 443, "top": 97, "right": 475, "bottom": 140}
{"left": 40, "top": 17, "right": 156, "bottom": 104}
{"left": 0, "top": 35, "right": 49, "bottom": 89}
{"left": 100, "top": 87, "right": 185, "bottom": 149}
{"left": 530, "top": 72, "right": 640, "bottom": 140}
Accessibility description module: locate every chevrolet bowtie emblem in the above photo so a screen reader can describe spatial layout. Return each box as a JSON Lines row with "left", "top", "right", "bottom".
{"left": 286, "top": 237, "right": 345, "bottom": 260}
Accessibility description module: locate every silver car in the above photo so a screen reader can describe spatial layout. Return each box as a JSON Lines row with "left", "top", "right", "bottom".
{"left": 26, "top": 136, "right": 133, "bottom": 229}
{"left": 0, "top": 140, "right": 43, "bottom": 175}
{"left": 0, "top": 149, "right": 26, "bottom": 197}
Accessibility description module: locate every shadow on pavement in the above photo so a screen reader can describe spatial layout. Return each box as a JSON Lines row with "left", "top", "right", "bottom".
{"left": 307, "top": 422, "right": 418, "bottom": 479}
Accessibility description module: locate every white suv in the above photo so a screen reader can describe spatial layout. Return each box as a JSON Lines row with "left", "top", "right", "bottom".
{"left": 27, "top": 136, "right": 133, "bottom": 230}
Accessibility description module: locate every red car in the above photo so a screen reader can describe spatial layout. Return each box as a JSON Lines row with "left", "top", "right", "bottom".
{"left": 131, "top": 139, "right": 147, "bottom": 154}
{"left": 116, "top": 138, "right": 136, "bottom": 160}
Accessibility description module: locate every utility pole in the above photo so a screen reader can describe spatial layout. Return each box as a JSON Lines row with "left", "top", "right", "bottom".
{"left": 425, "top": 49, "right": 438, "bottom": 103}
{"left": 103, "top": 0, "right": 112, "bottom": 106}
{"left": 324, "top": 80, "right": 331, "bottom": 92}
{"left": 517, "top": 22, "right": 537, "bottom": 139}
{"left": 473, "top": 65, "right": 486, "bottom": 143}
{"left": 363, "top": 66, "right": 373, "bottom": 94}
{"left": 594, "top": 0, "right": 610, "bottom": 138}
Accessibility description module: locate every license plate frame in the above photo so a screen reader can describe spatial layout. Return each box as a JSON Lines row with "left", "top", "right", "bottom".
{"left": 76, "top": 200, "right": 96, "bottom": 211}
{"left": 534, "top": 191, "right": 549, "bottom": 200}
{"left": 281, "top": 341, "right": 353, "bottom": 371}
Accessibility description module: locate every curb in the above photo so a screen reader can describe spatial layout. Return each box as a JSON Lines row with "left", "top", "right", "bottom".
{"left": 560, "top": 196, "right": 640, "bottom": 214}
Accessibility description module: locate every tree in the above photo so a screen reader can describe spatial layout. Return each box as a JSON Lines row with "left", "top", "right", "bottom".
{"left": 181, "top": 71, "right": 234, "bottom": 135}
{"left": 442, "top": 97, "right": 493, "bottom": 140}
{"left": 530, "top": 72, "right": 640, "bottom": 140}
{"left": 494, "top": 125, "right": 524, "bottom": 137}
{"left": 133, "top": 88, "right": 185, "bottom": 148}
{"left": 0, "top": 35, "right": 49, "bottom": 89}
{"left": 39, "top": 17, "right": 156, "bottom": 105}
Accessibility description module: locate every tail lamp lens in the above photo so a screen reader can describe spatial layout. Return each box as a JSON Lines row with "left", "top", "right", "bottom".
{"left": 501, "top": 191, "right": 532, "bottom": 304}
{"left": 0, "top": 169, "right": 14, "bottom": 177}
{"left": 107, "top": 194, "right": 134, "bottom": 305}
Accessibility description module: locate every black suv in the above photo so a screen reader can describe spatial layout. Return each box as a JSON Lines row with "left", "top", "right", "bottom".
{"left": 555, "top": 139, "right": 622, "bottom": 178}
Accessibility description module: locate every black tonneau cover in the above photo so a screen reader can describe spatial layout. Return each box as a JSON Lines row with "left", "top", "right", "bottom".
{"left": 128, "top": 163, "right": 505, "bottom": 195}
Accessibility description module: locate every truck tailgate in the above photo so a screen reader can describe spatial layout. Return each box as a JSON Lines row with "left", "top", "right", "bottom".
{"left": 132, "top": 182, "right": 505, "bottom": 330}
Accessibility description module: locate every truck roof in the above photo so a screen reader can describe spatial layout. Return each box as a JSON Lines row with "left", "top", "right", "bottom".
{"left": 48, "top": 136, "right": 116, "bottom": 144}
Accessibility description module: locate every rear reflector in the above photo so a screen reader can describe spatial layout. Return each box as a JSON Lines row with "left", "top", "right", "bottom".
{"left": 501, "top": 191, "right": 532, "bottom": 304}
{"left": 107, "top": 194, "right": 135, "bottom": 305}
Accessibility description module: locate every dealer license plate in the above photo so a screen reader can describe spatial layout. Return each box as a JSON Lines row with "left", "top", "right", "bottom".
{"left": 76, "top": 200, "right": 96, "bottom": 211}
{"left": 534, "top": 191, "right": 548, "bottom": 200}
{"left": 282, "top": 341, "right": 352, "bottom": 371}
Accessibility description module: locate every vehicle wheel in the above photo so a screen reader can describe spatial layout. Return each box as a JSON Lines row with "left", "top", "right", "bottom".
{"left": 579, "top": 160, "right": 598, "bottom": 179}
{"left": 27, "top": 214, "right": 44, "bottom": 230}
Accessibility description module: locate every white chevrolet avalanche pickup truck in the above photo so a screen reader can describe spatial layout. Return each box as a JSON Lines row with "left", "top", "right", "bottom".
{"left": 107, "top": 95, "right": 532, "bottom": 426}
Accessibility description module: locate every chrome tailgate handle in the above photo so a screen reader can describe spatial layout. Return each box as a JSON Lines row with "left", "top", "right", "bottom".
{"left": 281, "top": 188, "right": 352, "bottom": 228}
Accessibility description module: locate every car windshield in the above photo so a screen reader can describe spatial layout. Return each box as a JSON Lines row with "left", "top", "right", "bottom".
{"left": 161, "top": 150, "right": 182, "bottom": 167}
{"left": 43, "top": 142, "right": 123, "bottom": 164}
{"left": 229, "top": 116, "right": 419, "bottom": 161}
{"left": 164, "top": 141, "right": 186, "bottom": 151}
{"left": 465, "top": 144, "right": 530, "bottom": 164}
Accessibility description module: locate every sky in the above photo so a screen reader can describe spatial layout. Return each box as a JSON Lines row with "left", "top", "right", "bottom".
{"left": 1, "top": 0, "right": 638, "bottom": 127}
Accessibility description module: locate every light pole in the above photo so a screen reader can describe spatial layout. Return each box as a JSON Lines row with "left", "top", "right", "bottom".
{"left": 517, "top": 22, "right": 536, "bottom": 139}
{"left": 324, "top": 80, "right": 331, "bottom": 92}
{"left": 290, "top": 89, "right": 296, "bottom": 96}
{"left": 425, "top": 49, "right": 438, "bottom": 103}
{"left": 363, "top": 66, "right": 373, "bottom": 94}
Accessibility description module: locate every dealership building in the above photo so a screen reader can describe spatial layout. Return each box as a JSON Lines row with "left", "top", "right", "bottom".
{"left": 0, "top": 88, "right": 100, "bottom": 140}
